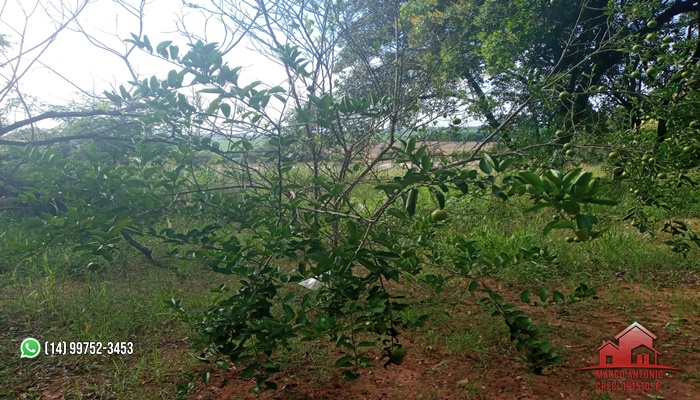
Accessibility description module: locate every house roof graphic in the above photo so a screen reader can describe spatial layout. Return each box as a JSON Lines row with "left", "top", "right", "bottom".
{"left": 597, "top": 340, "right": 619, "bottom": 352}
{"left": 578, "top": 322, "right": 681, "bottom": 371}
{"left": 615, "top": 321, "right": 656, "bottom": 341}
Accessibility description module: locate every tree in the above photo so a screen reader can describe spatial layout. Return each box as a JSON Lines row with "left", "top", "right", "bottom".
{"left": 7, "top": 0, "right": 689, "bottom": 396}
{"left": 403, "top": 0, "right": 700, "bottom": 141}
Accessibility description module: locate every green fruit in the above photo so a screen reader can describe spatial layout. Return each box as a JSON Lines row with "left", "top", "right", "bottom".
{"left": 630, "top": 71, "right": 642, "bottom": 79}
{"left": 646, "top": 33, "right": 655, "bottom": 41}
{"left": 641, "top": 154, "right": 651, "bottom": 162}
{"left": 682, "top": 71, "right": 692, "bottom": 78}
{"left": 391, "top": 347, "right": 408, "bottom": 364}
{"left": 609, "top": 151, "right": 620, "bottom": 159}
{"left": 662, "top": 36, "right": 673, "bottom": 43}
{"left": 647, "top": 20, "right": 658, "bottom": 29}
{"left": 683, "top": 146, "right": 694, "bottom": 154}
{"left": 565, "top": 237, "right": 575, "bottom": 243}
{"left": 647, "top": 157, "right": 655, "bottom": 164}
{"left": 555, "top": 129, "right": 565, "bottom": 137}
{"left": 559, "top": 91, "right": 571, "bottom": 100}
{"left": 563, "top": 143, "right": 573, "bottom": 150}
{"left": 613, "top": 167, "right": 624, "bottom": 175}
{"left": 657, "top": 56, "right": 667, "bottom": 63}
{"left": 657, "top": 173, "right": 667, "bottom": 179}
{"left": 690, "top": 121, "right": 699, "bottom": 128}
{"left": 646, "top": 67, "right": 657, "bottom": 76}
{"left": 431, "top": 209, "right": 448, "bottom": 221}
{"left": 566, "top": 149, "right": 576, "bottom": 157}
{"left": 597, "top": 85, "right": 607, "bottom": 92}
{"left": 452, "top": 117, "right": 462, "bottom": 125}
{"left": 632, "top": 44, "right": 643, "bottom": 52}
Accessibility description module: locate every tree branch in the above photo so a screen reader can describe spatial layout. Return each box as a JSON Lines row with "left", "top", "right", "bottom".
{"left": 0, "top": 104, "right": 147, "bottom": 137}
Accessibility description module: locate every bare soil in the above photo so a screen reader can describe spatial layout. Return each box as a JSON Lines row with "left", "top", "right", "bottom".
{"left": 369, "top": 141, "right": 495, "bottom": 159}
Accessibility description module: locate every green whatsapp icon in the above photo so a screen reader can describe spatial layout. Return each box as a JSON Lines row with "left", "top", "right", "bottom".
{"left": 20, "top": 338, "right": 41, "bottom": 358}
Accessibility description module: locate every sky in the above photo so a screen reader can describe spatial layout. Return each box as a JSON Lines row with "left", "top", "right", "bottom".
{"left": 1, "top": 0, "right": 478, "bottom": 128}
{"left": 0, "top": 0, "right": 287, "bottom": 107}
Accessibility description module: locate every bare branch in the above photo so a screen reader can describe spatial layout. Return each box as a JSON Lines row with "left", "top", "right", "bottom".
{"left": 0, "top": 104, "right": 147, "bottom": 137}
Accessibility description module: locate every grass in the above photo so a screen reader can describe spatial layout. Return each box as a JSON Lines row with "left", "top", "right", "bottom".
{"left": 0, "top": 251, "right": 229, "bottom": 399}
{"left": 2, "top": 161, "right": 700, "bottom": 398}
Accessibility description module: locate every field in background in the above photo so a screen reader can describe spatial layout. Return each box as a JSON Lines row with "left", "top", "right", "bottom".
{"left": 369, "top": 141, "right": 496, "bottom": 159}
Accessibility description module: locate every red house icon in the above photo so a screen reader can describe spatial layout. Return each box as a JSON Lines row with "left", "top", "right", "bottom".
{"left": 579, "top": 322, "right": 681, "bottom": 370}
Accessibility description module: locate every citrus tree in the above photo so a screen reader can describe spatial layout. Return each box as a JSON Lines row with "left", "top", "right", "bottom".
{"left": 4, "top": 0, "right": 698, "bottom": 397}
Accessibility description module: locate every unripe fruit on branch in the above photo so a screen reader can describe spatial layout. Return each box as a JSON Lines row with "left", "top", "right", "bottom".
{"left": 431, "top": 210, "right": 448, "bottom": 221}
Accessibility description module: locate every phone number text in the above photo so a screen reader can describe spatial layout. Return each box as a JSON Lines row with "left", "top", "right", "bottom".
{"left": 44, "top": 341, "right": 134, "bottom": 355}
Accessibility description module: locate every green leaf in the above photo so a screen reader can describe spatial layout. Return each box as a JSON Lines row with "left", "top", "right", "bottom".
{"left": 575, "top": 214, "right": 597, "bottom": 230}
{"left": 375, "top": 182, "right": 402, "bottom": 195}
{"left": 119, "top": 85, "right": 131, "bottom": 99}
{"left": 334, "top": 355, "right": 354, "bottom": 368}
{"left": 552, "top": 291, "right": 565, "bottom": 303}
{"left": 347, "top": 220, "right": 359, "bottom": 244}
{"left": 543, "top": 220, "right": 574, "bottom": 235}
{"left": 341, "top": 370, "right": 360, "bottom": 382}
{"left": 406, "top": 137, "right": 417, "bottom": 154}
{"left": 434, "top": 189, "right": 445, "bottom": 209}
{"left": 405, "top": 188, "right": 418, "bottom": 216}
{"left": 241, "top": 363, "right": 258, "bottom": 379}
{"left": 543, "top": 170, "right": 563, "bottom": 186}
{"left": 386, "top": 208, "right": 406, "bottom": 219}
{"left": 156, "top": 40, "right": 172, "bottom": 58}
{"left": 103, "top": 91, "right": 122, "bottom": 106}
{"left": 538, "top": 287, "right": 548, "bottom": 302}
{"left": 561, "top": 201, "right": 580, "bottom": 215}
{"left": 421, "top": 155, "right": 432, "bottom": 172}
{"left": 142, "top": 35, "right": 153, "bottom": 53}
{"left": 454, "top": 181, "right": 469, "bottom": 194}
{"left": 479, "top": 157, "right": 493, "bottom": 174}
{"left": 519, "top": 171, "right": 543, "bottom": 187}
{"left": 497, "top": 157, "right": 515, "bottom": 172}
{"left": 562, "top": 168, "right": 582, "bottom": 186}
{"left": 220, "top": 103, "right": 231, "bottom": 118}
{"left": 520, "top": 290, "right": 531, "bottom": 304}
{"left": 169, "top": 45, "right": 179, "bottom": 59}
{"left": 149, "top": 75, "right": 159, "bottom": 91}
{"left": 524, "top": 202, "right": 551, "bottom": 213}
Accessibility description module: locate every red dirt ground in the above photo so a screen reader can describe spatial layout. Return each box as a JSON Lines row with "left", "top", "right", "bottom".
{"left": 190, "top": 283, "right": 700, "bottom": 400}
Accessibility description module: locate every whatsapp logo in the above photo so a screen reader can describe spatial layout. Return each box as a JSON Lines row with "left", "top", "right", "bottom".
{"left": 20, "top": 338, "right": 41, "bottom": 358}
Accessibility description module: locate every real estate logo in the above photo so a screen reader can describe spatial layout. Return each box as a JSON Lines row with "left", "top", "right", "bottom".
{"left": 578, "top": 322, "right": 681, "bottom": 392}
